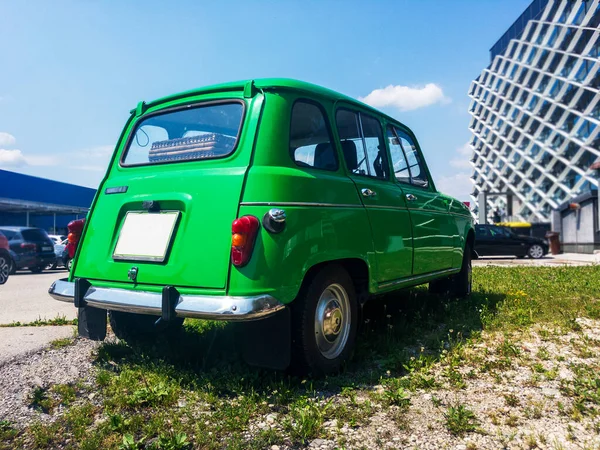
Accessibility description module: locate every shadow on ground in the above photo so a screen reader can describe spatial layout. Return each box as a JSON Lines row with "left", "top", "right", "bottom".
{"left": 94, "top": 286, "right": 506, "bottom": 396}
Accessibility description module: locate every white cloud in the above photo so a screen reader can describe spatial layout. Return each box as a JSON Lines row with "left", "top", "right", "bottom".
{"left": 0, "top": 132, "right": 16, "bottom": 147}
{"left": 359, "top": 83, "right": 450, "bottom": 111}
{"left": 69, "top": 145, "right": 114, "bottom": 172}
{"left": 0, "top": 148, "right": 59, "bottom": 168}
{"left": 0, "top": 149, "right": 27, "bottom": 167}
{"left": 449, "top": 142, "right": 474, "bottom": 169}
{"left": 435, "top": 172, "right": 474, "bottom": 201}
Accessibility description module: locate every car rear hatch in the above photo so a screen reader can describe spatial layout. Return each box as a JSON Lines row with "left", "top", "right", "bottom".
{"left": 21, "top": 229, "right": 55, "bottom": 256}
{"left": 74, "top": 92, "right": 263, "bottom": 290}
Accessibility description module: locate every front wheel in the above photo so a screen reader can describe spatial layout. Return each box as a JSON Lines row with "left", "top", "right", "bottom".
{"left": 291, "top": 265, "right": 358, "bottom": 376}
{"left": 528, "top": 244, "right": 544, "bottom": 259}
{"left": 450, "top": 241, "right": 472, "bottom": 298}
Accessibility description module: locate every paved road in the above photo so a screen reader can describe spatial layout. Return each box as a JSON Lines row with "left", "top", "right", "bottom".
{"left": 473, "top": 253, "right": 600, "bottom": 267}
{"left": 0, "top": 326, "right": 75, "bottom": 366}
{"left": 0, "top": 270, "right": 76, "bottom": 325}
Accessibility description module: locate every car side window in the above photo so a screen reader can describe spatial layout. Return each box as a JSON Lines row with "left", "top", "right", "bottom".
{"left": 394, "top": 127, "right": 429, "bottom": 188}
{"left": 387, "top": 126, "right": 410, "bottom": 184}
{"left": 360, "top": 114, "right": 389, "bottom": 179}
{"left": 0, "top": 230, "right": 16, "bottom": 240}
{"left": 475, "top": 226, "right": 489, "bottom": 238}
{"left": 489, "top": 226, "right": 508, "bottom": 238}
{"left": 335, "top": 109, "right": 369, "bottom": 176}
{"left": 335, "top": 109, "right": 387, "bottom": 179}
{"left": 289, "top": 101, "right": 338, "bottom": 171}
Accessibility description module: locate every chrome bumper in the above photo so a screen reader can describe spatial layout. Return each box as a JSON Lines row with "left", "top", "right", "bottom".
{"left": 48, "top": 278, "right": 285, "bottom": 321}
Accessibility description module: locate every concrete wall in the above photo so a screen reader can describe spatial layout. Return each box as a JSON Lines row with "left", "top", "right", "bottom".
{"left": 556, "top": 192, "right": 599, "bottom": 254}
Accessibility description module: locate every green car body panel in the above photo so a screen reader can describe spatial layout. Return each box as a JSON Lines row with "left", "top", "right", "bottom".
{"left": 70, "top": 78, "right": 474, "bottom": 307}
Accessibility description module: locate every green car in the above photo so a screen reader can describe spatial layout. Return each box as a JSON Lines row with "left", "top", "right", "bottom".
{"left": 49, "top": 79, "right": 474, "bottom": 375}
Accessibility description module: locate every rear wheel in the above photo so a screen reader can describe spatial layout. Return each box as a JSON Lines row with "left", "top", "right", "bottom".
{"left": 0, "top": 254, "right": 9, "bottom": 285}
{"left": 8, "top": 258, "right": 16, "bottom": 275}
{"left": 67, "top": 259, "right": 73, "bottom": 271}
{"left": 109, "top": 310, "right": 183, "bottom": 341}
{"left": 528, "top": 244, "right": 544, "bottom": 259}
{"left": 291, "top": 265, "right": 358, "bottom": 376}
{"left": 450, "top": 241, "right": 472, "bottom": 298}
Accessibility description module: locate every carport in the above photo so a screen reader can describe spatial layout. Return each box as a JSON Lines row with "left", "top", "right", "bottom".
{"left": 0, "top": 197, "right": 89, "bottom": 230}
{"left": 0, "top": 169, "right": 96, "bottom": 233}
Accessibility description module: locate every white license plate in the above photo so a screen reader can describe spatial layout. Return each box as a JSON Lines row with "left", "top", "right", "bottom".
{"left": 113, "top": 211, "right": 180, "bottom": 262}
{"left": 42, "top": 246, "right": 53, "bottom": 252}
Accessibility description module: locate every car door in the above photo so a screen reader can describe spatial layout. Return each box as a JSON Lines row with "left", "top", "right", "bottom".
{"left": 334, "top": 107, "right": 413, "bottom": 284}
{"left": 474, "top": 225, "right": 493, "bottom": 256}
{"left": 387, "top": 126, "right": 456, "bottom": 275}
{"left": 493, "top": 226, "right": 526, "bottom": 256}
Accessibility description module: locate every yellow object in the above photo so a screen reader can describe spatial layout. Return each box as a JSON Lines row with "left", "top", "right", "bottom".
{"left": 495, "top": 222, "right": 531, "bottom": 228}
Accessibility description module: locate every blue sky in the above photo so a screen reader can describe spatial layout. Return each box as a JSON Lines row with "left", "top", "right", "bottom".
{"left": 0, "top": 0, "right": 532, "bottom": 200}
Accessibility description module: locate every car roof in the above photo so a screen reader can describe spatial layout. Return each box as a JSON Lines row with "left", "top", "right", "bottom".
{"left": 141, "top": 78, "right": 404, "bottom": 128}
{"left": 0, "top": 226, "right": 40, "bottom": 231}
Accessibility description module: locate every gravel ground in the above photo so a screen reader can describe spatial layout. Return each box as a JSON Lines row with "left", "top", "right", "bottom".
{"left": 0, "top": 337, "right": 102, "bottom": 426}
{"left": 1, "top": 321, "right": 599, "bottom": 449}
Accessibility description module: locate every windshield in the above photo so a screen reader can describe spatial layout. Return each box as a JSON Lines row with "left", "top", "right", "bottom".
{"left": 122, "top": 102, "right": 244, "bottom": 166}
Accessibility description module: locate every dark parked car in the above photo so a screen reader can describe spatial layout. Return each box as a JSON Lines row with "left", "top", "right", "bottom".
{"left": 0, "top": 231, "right": 10, "bottom": 284}
{"left": 0, "top": 227, "right": 57, "bottom": 273}
{"left": 475, "top": 225, "right": 548, "bottom": 259}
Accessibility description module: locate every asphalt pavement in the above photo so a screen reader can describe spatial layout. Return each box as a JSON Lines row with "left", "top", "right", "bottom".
{"left": 0, "top": 270, "right": 76, "bottom": 325}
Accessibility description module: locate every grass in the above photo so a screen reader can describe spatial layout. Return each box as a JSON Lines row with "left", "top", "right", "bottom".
{"left": 444, "top": 403, "right": 479, "bottom": 436}
{"left": 2, "top": 266, "right": 600, "bottom": 449}
{"left": 0, "top": 315, "right": 77, "bottom": 327}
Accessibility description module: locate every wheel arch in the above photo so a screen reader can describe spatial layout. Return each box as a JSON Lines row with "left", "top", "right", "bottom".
{"left": 299, "top": 258, "right": 370, "bottom": 305}
{"left": 466, "top": 227, "right": 477, "bottom": 259}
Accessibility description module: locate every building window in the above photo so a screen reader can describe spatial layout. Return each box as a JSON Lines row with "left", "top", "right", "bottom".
{"left": 576, "top": 121, "right": 596, "bottom": 141}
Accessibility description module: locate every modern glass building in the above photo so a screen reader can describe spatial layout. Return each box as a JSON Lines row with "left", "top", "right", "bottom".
{"left": 468, "top": 0, "right": 600, "bottom": 223}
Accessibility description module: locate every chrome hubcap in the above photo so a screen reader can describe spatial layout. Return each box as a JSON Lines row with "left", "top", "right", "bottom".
{"left": 314, "top": 283, "right": 350, "bottom": 360}
{"left": 0, "top": 257, "right": 8, "bottom": 284}
{"left": 530, "top": 245, "right": 543, "bottom": 258}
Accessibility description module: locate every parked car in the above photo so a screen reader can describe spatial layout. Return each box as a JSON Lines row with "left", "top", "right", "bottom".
{"left": 48, "top": 234, "right": 67, "bottom": 245}
{"left": 47, "top": 239, "right": 68, "bottom": 270}
{"left": 49, "top": 78, "right": 475, "bottom": 374}
{"left": 0, "top": 226, "right": 57, "bottom": 273}
{"left": 0, "top": 231, "right": 10, "bottom": 284}
{"left": 474, "top": 224, "right": 548, "bottom": 259}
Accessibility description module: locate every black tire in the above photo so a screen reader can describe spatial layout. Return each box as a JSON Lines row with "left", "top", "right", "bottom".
{"left": 109, "top": 310, "right": 184, "bottom": 341}
{"left": 0, "top": 254, "right": 9, "bottom": 285}
{"left": 29, "top": 266, "right": 43, "bottom": 274}
{"left": 290, "top": 264, "right": 358, "bottom": 376}
{"left": 66, "top": 259, "right": 73, "bottom": 271}
{"left": 450, "top": 241, "right": 472, "bottom": 298}
{"left": 46, "top": 262, "right": 58, "bottom": 270}
{"left": 8, "top": 258, "right": 16, "bottom": 275}
{"left": 528, "top": 244, "right": 544, "bottom": 259}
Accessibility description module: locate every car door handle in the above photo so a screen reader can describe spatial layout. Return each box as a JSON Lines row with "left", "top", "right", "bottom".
{"left": 361, "top": 188, "right": 377, "bottom": 198}
{"left": 405, "top": 193, "right": 418, "bottom": 202}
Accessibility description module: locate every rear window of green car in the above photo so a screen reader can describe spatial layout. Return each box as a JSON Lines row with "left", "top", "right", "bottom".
{"left": 121, "top": 101, "right": 245, "bottom": 166}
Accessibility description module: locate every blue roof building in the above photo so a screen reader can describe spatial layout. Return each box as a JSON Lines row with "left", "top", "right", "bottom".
{"left": 0, "top": 169, "right": 96, "bottom": 233}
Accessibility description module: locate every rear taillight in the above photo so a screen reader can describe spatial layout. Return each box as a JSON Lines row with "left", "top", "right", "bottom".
{"left": 231, "top": 215, "right": 260, "bottom": 267}
{"left": 20, "top": 242, "right": 36, "bottom": 250}
{"left": 67, "top": 233, "right": 78, "bottom": 244}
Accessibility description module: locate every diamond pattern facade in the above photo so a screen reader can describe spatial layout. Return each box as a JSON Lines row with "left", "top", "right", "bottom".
{"left": 468, "top": 0, "right": 600, "bottom": 222}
